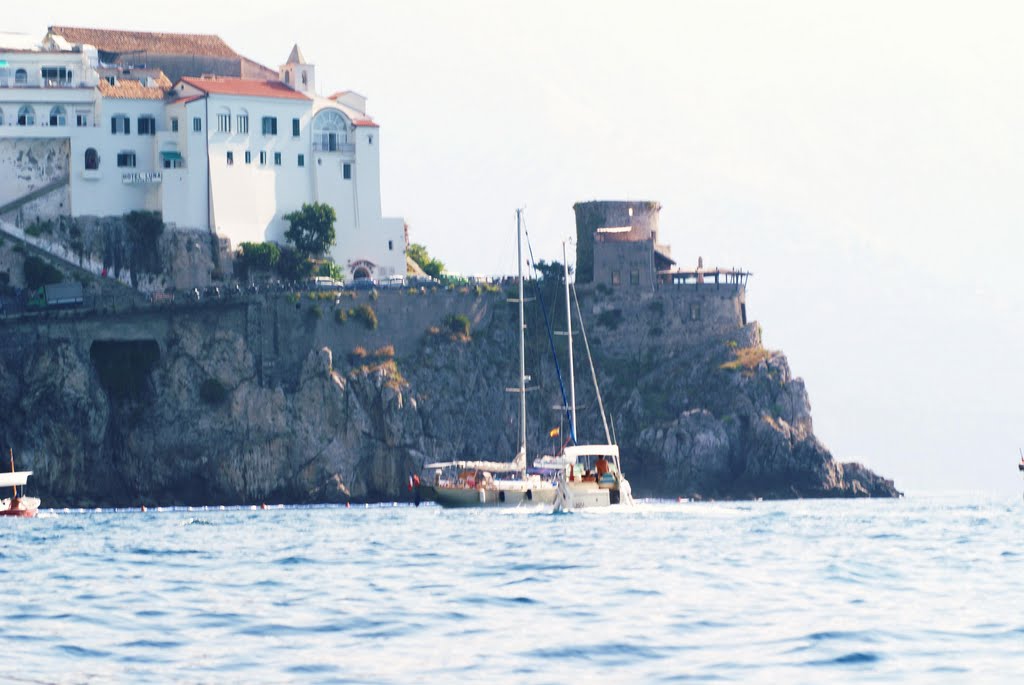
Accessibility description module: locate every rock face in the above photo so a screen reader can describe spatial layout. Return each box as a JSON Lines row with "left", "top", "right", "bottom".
{"left": 0, "top": 286, "right": 898, "bottom": 506}
{"left": 0, "top": 318, "right": 424, "bottom": 507}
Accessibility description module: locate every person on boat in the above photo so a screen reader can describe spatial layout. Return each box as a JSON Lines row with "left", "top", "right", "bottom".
{"left": 596, "top": 456, "right": 610, "bottom": 477}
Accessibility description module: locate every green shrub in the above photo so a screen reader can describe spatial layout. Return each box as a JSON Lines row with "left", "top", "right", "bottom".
{"left": 596, "top": 309, "right": 624, "bottom": 330}
{"left": 335, "top": 308, "right": 348, "bottom": 324}
{"left": 444, "top": 313, "right": 471, "bottom": 338}
{"left": 24, "top": 220, "right": 53, "bottom": 238}
{"left": 23, "top": 256, "right": 63, "bottom": 289}
{"left": 317, "top": 261, "right": 344, "bottom": 281}
{"left": 352, "top": 304, "right": 378, "bottom": 330}
{"left": 199, "top": 378, "right": 229, "bottom": 405}
{"left": 308, "top": 304, "right": 323, "bottom": 319}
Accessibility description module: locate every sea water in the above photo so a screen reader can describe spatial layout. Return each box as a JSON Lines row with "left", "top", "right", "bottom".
{"left": 2, "top": 494, "right": 1021, "bottom": 683}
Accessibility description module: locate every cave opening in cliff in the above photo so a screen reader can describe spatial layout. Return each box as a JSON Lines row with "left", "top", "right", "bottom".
{"left": 90, "top": 340, "right": 160, "bottom": 399}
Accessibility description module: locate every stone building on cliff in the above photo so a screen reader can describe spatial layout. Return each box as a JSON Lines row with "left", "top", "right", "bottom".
{"left": 574, "top": 199, "right": 751, "bottom": 326}
{"left": 0, "top": 27, "right": 406, "bottom": 282}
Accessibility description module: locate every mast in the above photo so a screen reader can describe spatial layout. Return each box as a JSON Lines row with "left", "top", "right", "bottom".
{"left": 9, "top": 448, "right": 16, "bottom": 499}
{"left": 562, "top": 241, "right": 577, "bottom": 443}
{"left": 517, "top": 209, "right": 527, "bottom": 471}
{"left": 571, "top": 282, "right": 612, "bottom": 446}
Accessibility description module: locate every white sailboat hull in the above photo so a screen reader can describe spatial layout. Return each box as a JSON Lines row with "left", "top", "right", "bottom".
{"left": 427, "top": 481, "right": 557, "bottom": 508}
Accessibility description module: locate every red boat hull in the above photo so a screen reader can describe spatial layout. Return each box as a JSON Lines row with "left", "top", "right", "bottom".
{"left": 0, "top": 508, "right": 37, "bottom": 518}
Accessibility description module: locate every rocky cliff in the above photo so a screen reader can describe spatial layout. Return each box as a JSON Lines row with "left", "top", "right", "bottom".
{"left": 0, "top": 286, "right": 898, "bottom": 506}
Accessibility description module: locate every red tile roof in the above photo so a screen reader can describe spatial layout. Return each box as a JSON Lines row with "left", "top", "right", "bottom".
{"left": 170, "top": 95, "right": 204, "bottom": 106}
{"left": 48, "top": 26, "right": 238, "bottom": 58}
{"left": 178, "top": 76, "right": 309, "bottom": 100}
{"left": 98, "top": 72, "right": 172, "bottom": 99}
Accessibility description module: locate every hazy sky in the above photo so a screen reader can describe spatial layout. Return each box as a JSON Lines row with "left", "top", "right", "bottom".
{"left": 10, "top": 1, "right": 1024, "bottom": 495}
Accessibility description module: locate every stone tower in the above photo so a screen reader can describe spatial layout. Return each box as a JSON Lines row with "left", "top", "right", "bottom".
{"left": 572, "top": 200, "right": 662, "bottom": 283}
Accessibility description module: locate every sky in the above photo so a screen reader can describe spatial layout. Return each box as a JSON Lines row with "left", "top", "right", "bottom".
{"left": 9, "top": 1, "right": 1024, "bottom": 495}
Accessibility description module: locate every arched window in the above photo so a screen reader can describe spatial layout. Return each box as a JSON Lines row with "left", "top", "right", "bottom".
{"left": 14, "top": 69, "right": 27, "bottom": 85}
{"left": 312, "top": 109, "right": 348, "bottom": 152}
{"left": 216, "top": 108, "right": 231, "bottom": 133}
{"left": 284, "top": 71, "right": 290, "bottom": 85}
{"left": 49, "top": 105, "right": 67, "bottom": 126}
{"left": 353, "top": 266, "right": 371, "bottom": 280}
{"left": 301, "top": 71, "right": 308, "bottom": 87}
{"left": 17, "top": 105, "right": 35, "bottom": 126}
{"left": 84, "top": 147, "right": 99, "bottom": 170}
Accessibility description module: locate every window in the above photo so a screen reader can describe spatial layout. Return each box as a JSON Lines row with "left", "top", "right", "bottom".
{"left": 297, "top": 154, "right": 304, "bottom": 167}
{"left": 105, "top": 76, "right": 116, "bottom": 86}
{"left": 111, "top": 115, "right": 130, "bottom": 134}
{"left": 138, "top": 115, "right": 156, "bottom": 135}
{"left": 41, "top": 66, "right": 70, "bottom": 84}
{"left": 343, "top": 163, "right": 351, "bottom": 179}
{"left": 84, "top": 148, "right": 99, "bottom": 170}
{"left": 388, "top": 240, "right": 393, "bottom": 251}
{"left": 171, "top": 117, "right": 179, "bottom": 132}
{"left": 261, "top": 116, "right": 277, "bottom": 135}
{"left": 17, "top": 105, "right": 35, "bottom": 126}
{"left": 193, "top": 117, "right": 202, "bottom": 132}
{"left": 161, "top": 151, "right": 184, "bottom": 169}
{"left": 312, "top": 110, "right": 349, "bottom": 151}
{"left": 244, "top": 151, "right": 252, "bottom": 164}
{"left": 237, "top": 113, "right": 249, "bottom": 134}
{"left": 116, "top": 151, "right": 137, "bottom": 168}
{"left": 368, "top": 134, "right": 374, "bottom": 145}
{"left": 301, "top": 71, "right": 308, "bottom": 87}
{"left": 259, "top": 151, "right": 267, "bottom": 165}
{"left": 0, "top": 108, "right": 4, "bottom": 126}
{"left": 629, "top": 269, "right": 640, "bottom": 285}
{"left": 274, "top": 152, "right": 281, "bottom": 166}
{"left": 75, "top": 110, "right": 89, "bottom": 127}
{"left": 611, "top": 270, "right": 621, "bottom": 286}
{"left": 217, "top": 112, "right": 231, "bottom": 133}
{"left": 49, "top": 105, "right": 67, "bottom": 126}
{"left": 292, "top": 118, "right": 300, "bottom": 136}
{"left": 226, "top": 151, "right": 234, "bottom": 165}
{"left": 14, "top": 69, "right": 27, "bottom": 85}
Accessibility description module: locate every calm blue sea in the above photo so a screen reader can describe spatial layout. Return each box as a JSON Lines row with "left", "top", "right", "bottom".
{"left": 2, "top": 494, "right": 1021, "bottom": 684}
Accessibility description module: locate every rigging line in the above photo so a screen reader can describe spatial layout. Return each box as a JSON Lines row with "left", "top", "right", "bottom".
{"left": 522, "top": 220, "right": 576, "bottom": 445}
{"left": 571, "top": 281, "right": 612, "bottom": 445}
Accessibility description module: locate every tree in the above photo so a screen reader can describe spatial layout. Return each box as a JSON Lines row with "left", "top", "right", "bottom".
{"left": 284, "top": 202, "right": 337, "bottom": 257}
{"left": 407, "top": 242, "right": 445, "bottom": 279}
{"left": 276, "top": 246, "right": 314, "bottom": 281}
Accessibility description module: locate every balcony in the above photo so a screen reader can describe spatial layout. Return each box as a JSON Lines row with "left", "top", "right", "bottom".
{"left": 311, "top": 141, "right": 355, "bottom": 154}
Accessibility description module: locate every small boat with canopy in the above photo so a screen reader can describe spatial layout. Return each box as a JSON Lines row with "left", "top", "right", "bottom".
{"left": 1, "top": 449, "right": 40, "bottom": 518}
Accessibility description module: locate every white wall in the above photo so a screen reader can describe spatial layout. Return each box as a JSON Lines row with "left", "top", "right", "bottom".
{"left": 205, "top": 94, "right": 311, "bottom": 245}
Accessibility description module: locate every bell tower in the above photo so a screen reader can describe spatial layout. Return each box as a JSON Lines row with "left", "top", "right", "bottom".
{"left": 279, "top": 44, "right": 315, "bottom": 94}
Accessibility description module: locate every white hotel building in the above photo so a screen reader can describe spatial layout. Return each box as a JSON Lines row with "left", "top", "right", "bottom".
{"left": 0, "top": 30, "right": 406, "bottom": 281}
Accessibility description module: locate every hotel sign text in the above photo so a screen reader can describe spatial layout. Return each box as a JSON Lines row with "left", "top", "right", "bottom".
{"left": 121, "top": 172, "right": 163, "bottom": 185}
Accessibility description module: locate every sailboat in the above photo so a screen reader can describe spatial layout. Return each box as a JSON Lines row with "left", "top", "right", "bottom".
{"left": 1, "top": 449, "right": 40, "bottom": 518}
{"left": 421, "top": 210, "right": 557, "bottom": 508}
{"left": 534, "top": 242, "right": 633, "bottom": 511}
